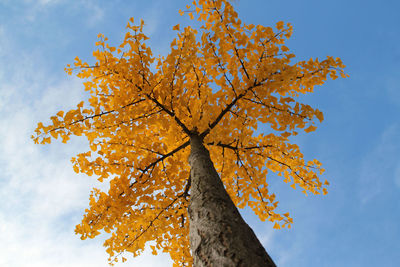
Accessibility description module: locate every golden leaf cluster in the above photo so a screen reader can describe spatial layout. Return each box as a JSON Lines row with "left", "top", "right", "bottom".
{"left": 32, "top": 0, "right": 346, "bottom": 265}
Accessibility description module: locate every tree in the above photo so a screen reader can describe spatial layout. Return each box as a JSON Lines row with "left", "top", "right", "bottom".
{"left": 32, "top": 0, "right": 346, "bottom": 266}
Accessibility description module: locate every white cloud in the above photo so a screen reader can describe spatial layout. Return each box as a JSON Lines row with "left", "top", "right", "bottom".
{"left": 0, "top": 35, "right": 171, "bottom": 267}
{"left": 75, "top": 0, "right": 105, "bottom": 27}
{"left": 259, "top": 227, "right": 275, "bottom": 249}
{"left": 141, "top": 1, "right": 161, "bottom": 37}
{"left": 394, "top": 163, "right": 400, "bottom": 188}
{"left": 386, "top": 72, "right": 400, "bottom": 107}
{"left": 0, "top": 24, "right": 6, "bottom": 55}
{"left": 38, "top": 0, "right": 61, "bottom": 5}
{"left": 15, "top": 0, "right": 60, "bottom": 22}
{"left": 0, "top": 81, "right": 171, "bottom": 267}
{"left": 358, "top": 123, "right": 400, "bottom": 203}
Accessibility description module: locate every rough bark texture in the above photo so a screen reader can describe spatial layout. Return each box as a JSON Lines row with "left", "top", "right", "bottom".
{"left": 188, "top": 134, "right": 276, "bottom": 267}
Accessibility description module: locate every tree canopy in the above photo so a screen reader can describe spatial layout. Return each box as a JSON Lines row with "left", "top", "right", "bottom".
{"left": 33, "top": 0, "right": 346, "bottom": 265}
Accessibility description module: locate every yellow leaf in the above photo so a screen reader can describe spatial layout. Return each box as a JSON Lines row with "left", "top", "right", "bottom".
{"left": 56, "top": 111, "right": 64, "bottom": 117}
{"left": 273, "top": 223, "right": 281, "bottom": 229}
{"left": 50, "top": 131, "right": 58, "bottom": 138}
{"left": 172, "top": 24, "right": 180, "bottom": 31}
{"left": 315, "top": 109, "right": 324, "bottom": 122}
{"left": 150, "top": 245, "right": 157, "bottom": 255}
{"left": 290, "top": 183, "right": 296, "bottom": 190}
{"left": 276, "top": 21, "right": 284, "bottom": 30}
{"left": 61, "top": 135, "right": 70, "bottom": 143}
{"left": 304, "top": 125, "right": 317, "bottom": 133}
{"left": 73, "top": 165, "right": 79, "bottom": 173}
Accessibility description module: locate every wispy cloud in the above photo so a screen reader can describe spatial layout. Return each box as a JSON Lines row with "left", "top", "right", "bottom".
{"left": 79, "top": 0, "right": 105, "bottom": 27}
{"left": 13, "top": 0, "right": 61, "bottom": 22}
{"left": 358, "top": 123, "right": 400, "bottom": 203}
{"left": 385, "top": 71, "right": 400, "bottom": 107}
{"left": 394, "top": 163, "right": 400, "bottom": 189}
{"left": 37, "top": 0, "right": 62, "bottom": 5}
{"left": 0, "top": 26, "right": 170, "bottom": 267}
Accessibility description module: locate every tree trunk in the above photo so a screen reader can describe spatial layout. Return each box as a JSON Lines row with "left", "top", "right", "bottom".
{"left": 188, "top": 134, "right": 276, "bottom": 267}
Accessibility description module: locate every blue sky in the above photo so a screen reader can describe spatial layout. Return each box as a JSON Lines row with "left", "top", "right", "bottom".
{"left": 0, "top": 0, "right": 399, "bottom": 266}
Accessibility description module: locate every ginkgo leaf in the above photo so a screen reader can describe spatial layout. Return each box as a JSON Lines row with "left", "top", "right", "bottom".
{"left": 315, "top": 109, "right": 324, "bottom": 122}
{"left": 173, "top": 24, "right": 180, "bottom": 31}
{"left": 273, "top": 223, "right": 281, "bottom": 229}
{"left": 276, "top": 21, "right": 284, "bottom": 30}
{"left": 304, "top": 125, "right": 317, "bottom": 133}
{"left": 322, "top": 188, "right": 328, "bottom": 195}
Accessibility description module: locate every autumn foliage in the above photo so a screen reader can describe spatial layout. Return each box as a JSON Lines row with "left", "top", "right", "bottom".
{"left": 33, "top": 0, "right": 346, "bottom": 265}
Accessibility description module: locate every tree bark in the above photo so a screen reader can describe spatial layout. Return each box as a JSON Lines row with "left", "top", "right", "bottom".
{"left": 188, "top": 134, "right": 276, "bottom": 267}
